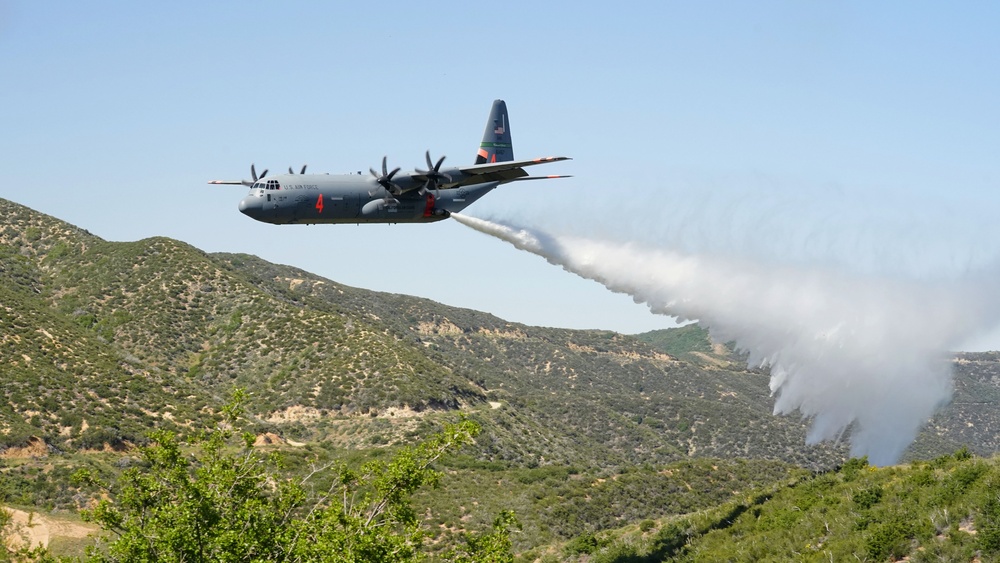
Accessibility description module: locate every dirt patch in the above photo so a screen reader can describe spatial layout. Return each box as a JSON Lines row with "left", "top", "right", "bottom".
{"left": 379, "top": 406, "right": 428, "bottom": 419}
{"left": 1, "top": 437, "right": 48, "bottom": 459}
{"left": 477, "top": 327, "right": 527, "bottom": 340}
{"left": 267, "top": 405, "right": 323, "bottom": 424}
{"left": 416, "top": 319, "right": 463, "bottom": 336}
{"left": 4, "top": 508, "right": 97, "bottom": 550}
{"left": 253, "top": 432, "right": 286, "bottom": 447}
{"left": 690, "top": 351, "right": 731, "bottom": 367}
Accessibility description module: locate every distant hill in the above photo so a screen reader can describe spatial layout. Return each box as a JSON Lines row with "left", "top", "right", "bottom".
{"left": 635, "top": 324, "right": 735, "bottom": 366}
{"left": 1, "top": 197, "right": 999, "bottom": 471}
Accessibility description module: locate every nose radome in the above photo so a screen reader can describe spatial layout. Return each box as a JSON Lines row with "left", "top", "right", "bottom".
{"left": 239, "top": 196, "right": 262, "bottom": 218}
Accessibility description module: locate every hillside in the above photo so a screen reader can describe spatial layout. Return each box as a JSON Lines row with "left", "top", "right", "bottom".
{"left": 0, "top": 197, "right": 850, "bottom": 471}
{"left": 531, "top": 450, "right": 1000, "bottom": 562}
{"left": 210, "top": 252, "right": 855, "bottom": 468}
{"left": 7, "top": 197, "right": 1000, "bottom": 558}
{"left": 4, "top": 197, "right": 1000, "bottom": 469}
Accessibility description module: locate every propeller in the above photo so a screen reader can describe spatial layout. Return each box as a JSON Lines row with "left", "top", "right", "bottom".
{"left": 416, "top": 151, "right": 451, "bottom": 198}
{"left": 288, "top": 164, "right": 307, "bottom": 174}
{"left": 369, "top": 156, "right": 402, "bottom": 198}
{"left": 240, "top": 164, "right": 269, "bottom": 187}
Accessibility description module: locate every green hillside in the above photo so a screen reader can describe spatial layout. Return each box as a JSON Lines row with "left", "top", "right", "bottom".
{"left": 634, "top": 324, "right": 720, "bottom": 364}
{"left": 0, "top": 197, "right": 855, "bottom": 471}
{"left": 534, "top": 450, "right": 1000, "bottom": 562}
{"left": 5, "top": 197, "right": 1000, "bottom": 559}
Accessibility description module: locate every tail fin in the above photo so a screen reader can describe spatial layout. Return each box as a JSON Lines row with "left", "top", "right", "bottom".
{"left": 475, "top": 99, "right": 513, "bottom": 164}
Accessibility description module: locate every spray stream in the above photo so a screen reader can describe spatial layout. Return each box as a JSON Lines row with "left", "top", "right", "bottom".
{"left": 452, "top": 213, "right": 1000, "bottom": 465}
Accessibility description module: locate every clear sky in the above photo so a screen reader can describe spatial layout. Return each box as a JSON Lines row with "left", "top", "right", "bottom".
{"left": 3, "top": 2, "right": 999, "bottom": 348}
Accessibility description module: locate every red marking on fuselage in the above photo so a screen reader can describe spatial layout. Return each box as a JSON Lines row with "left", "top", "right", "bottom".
{"left": 315, "top": 194, "right": 324, "bottom": 213}
{"left": 423, "top": 193, "right": 436, "bottom": 217}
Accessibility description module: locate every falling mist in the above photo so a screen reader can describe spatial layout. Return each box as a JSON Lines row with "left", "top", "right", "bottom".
{"left": 452, "top": 213, "right": 1000, "bottom": 465}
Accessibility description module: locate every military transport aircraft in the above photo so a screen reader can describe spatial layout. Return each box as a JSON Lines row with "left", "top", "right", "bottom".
{"left": 210, "top": 100, "right": 570, "bottom": 224}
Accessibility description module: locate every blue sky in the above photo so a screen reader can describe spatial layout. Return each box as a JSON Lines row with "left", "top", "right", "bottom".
{"left": 3, "top": 2, "right": 1000, "bottom": 347}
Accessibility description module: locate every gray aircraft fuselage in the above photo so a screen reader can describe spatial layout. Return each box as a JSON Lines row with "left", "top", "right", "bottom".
{"left": 238, "top": 173, "right": 499, "bottom": 225}
{"left": 214, "top": 100, "right": 569, "bottom": 225}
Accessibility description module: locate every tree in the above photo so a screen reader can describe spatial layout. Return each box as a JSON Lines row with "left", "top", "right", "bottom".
{"left": 78, "top": 391, "right": 510, "bottom": 562}
{"left": 286, "top": 417, "right": 485, "bottom": 562}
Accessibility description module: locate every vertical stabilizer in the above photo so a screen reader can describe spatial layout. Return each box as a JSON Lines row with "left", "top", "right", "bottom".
{"left": 475, "top": 99, "right": 514, "bottom": 164}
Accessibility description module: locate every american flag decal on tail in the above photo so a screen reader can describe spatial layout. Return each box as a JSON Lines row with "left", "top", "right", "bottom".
{"left": 476, "top": 100, "right": 514, "bottom": 164}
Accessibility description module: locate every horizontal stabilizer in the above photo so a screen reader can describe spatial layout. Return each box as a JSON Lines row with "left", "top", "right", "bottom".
{"left": 506, "top": 175, "right": 573, "bottom": 182}
{"left": 460, "top": 156, "right": 571, "bottom": 177}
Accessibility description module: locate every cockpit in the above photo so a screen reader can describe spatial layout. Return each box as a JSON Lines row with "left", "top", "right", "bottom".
{"left": 251, "top": 179, "right": 282, "bottom": 191}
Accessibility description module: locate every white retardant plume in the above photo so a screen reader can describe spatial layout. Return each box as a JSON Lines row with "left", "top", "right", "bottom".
{"left": 451, "top": 213, "right": 1000, "bottom": 466}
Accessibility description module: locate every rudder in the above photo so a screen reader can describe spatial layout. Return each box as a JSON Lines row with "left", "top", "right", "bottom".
{"left": 475, "top": 99, "right": 513, "bottom": 164}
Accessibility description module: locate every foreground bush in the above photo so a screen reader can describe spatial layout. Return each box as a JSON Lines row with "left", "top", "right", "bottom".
{"left": 71, "top": 392, "right": 515, "bottom": 563}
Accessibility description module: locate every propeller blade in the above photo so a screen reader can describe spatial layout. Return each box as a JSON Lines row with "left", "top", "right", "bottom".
{"left": 289, "top": 166, "right": 294, "bottom": 174}
{"left": 370, "top": 156, "right": 402, "bottom": 194}
{"left": 300, "top": 164, "right": 307, "bottom": 174}
{"left": 259, "top": 169, "right": 268, "bottom": 179}
{"left": 417, "top": 151, "right": 450, "bottom": 186}
{"left": 251, "top": 164, "right": 258, "bottom": 182}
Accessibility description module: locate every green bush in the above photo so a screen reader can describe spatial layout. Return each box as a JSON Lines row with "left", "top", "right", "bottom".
{"left": 75, "top": 393, "right": 513, "bottom": 563}
{"left": 565, "top": 532, "right": 599, "bottom": 555}
{"left": 978, "top": 493, "right": 1000, "bottom": 554}
{"left": 853, "top": 485, "right": 883, "bottom": 510}
{"left": 865, "top": 515, "right": 913, "bottom": 561}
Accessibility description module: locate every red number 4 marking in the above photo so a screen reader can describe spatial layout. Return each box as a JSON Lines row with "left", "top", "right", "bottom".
{"left": 315, "top": 194, "right": 324, "bottom": 213}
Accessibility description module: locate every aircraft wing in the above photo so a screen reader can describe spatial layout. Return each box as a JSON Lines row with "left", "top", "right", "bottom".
{"left": 412, "top": 156, "right": 571, "bottom": 188}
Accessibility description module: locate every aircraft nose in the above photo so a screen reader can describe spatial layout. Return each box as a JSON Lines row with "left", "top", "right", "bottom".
{"left": 239, "top": 195, "right": 263, "bottom": 219}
